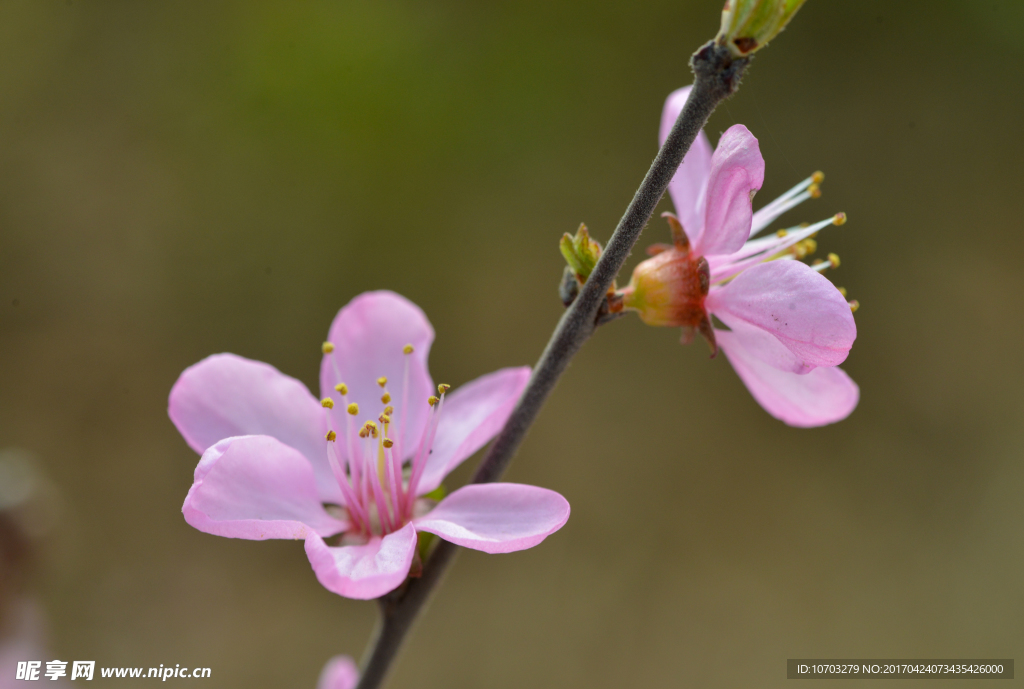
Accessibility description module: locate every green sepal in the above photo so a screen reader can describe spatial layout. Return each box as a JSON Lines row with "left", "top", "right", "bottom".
{"left": 416, "top": 530, "right": 437, "bottom": 563}
{"left": 421, "top": 484, "right": 446, "bottom": 502}
{"left": 413, "top": 484, "right": 446, "bottom": 562}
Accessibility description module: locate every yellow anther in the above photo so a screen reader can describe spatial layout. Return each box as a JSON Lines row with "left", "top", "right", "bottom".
{"left": 812, "top": 171, "right": 825, "bottom": 185}
{"left": 381, "top": 392, "right": 392, "bottom": 404}
{"left": 428, "top": 395, "right": 439, "bottom": 407}
{"left": 382, "top": 438, "right": 394, "bottom": 449}
{"left": 791, "top": 238, "right": 817, "bottom": 259}
{"left": 335, "top": 382, "right": 348, "bottom": 395}
{"left": 321, "top": 398, "right": 335, "bottom": 409}
{"left": 849, "top": 300, "right": 860, "bottom": 313}
{"left": 322, "top": 341, "right": 335, "bottom": 354}
{"left": 827, "top": 252, "right": 840, "bottom": 268}
{"left": 358, "top": 428, "right": 368, "bottom": 439}
{"left": 833, "top": 212, "right": 847, "bottom": 226}
{"left": 837, "top": 286, "right": 848, "bottom": 297}
{"left": 383, "top": 405, "right": 394, "bottom": 415}
{"left": 403, "top": 344, "right": 414, "bottom": 355}
{"left": 437, "top": 384, "right": 450, "bottom": 395}
{"left": 377, "top": 376, "right": 388, "bottom": 388}
{"left": 325, "top": 430, "right": 337, "bottom": 442}
{"left": 808, "top": 183, "right": 821, "bottom": 199}
{"left": 371, "top": 427, "right": 378, "bottom": 438}
{"left": 776, "top": 229, "right": 788, "bottom": 238}
{"left": 347, "top": 403, "right": 359, "bottom": 415}
{"left": 379, "top": 414, "right": 391, "bottom": 425}
{"left": 365, "top": 420, "right": 377, "bottom": 431}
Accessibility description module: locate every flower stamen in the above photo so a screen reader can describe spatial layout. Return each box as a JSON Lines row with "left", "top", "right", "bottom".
{"left": 810, "top": 252, "right": 841, "bottom": 273}
{"left": 323, "top": 343, "right": 347, "bottom": 409}
{"left": 711, "top": 214, "right": 844, "bottom": 284}
{"left": 382, "top": 434, "right": 404, "bottom": 520}
{"left": 331, "top": 387, "right": 360, "bottom": 506}
{"left": 400, "top": 344, "right": 413, "bottom": 460}
{"left": 374, "top": 422, "right": 400, "bottom": 528}
{"left": 318, "top": 339, "right": 464, "bottom": 535}
{"left": 788, "top": 238, "right": 817, "bottom": 259}
{"left": 406, "top": 386, "right": 448, "bottom": 517}
{"left": 326, "top": 440, "right": 366, "bottom": 530}
{"left": 363, "top": 432, "right": 394, "bottom": 534}
{"left": 322, "top": 404, "right": 367, "bottom": 531}
{"left": 749, "top": 171, "right": 825, "bottom": 237}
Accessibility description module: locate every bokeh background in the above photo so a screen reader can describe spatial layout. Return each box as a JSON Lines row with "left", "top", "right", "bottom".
{"left": 1, "top": 0, "right": 1022, "bottom": 687}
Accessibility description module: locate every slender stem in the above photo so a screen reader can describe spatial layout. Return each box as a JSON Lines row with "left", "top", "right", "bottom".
{"left": 353, "top": 41, "right": 748, "bottom": 689}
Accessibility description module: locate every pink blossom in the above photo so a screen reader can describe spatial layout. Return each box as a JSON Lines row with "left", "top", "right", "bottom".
{"left": 1, "top": 599, "right": 68, "bottom": 688}
{"left": 169, "top": 291, "right": 570, "bottom": 599}
{"left": 619, "top": 86, "right": 859, "bottom": 427}
{"left": 316, "top": 656, "right": 358, "bottom": 689}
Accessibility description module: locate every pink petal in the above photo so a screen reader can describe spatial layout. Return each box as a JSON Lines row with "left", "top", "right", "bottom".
{"left": 320, "top": 291, "right": 435, "bottom": 459}
{"left": 717, "top": 328, "right": 859, "bottom": 427}
{"left": 694, "top": 124, "right": 765, "bottom": 257}
{"left": 414, "top": 483, "right": 570, "bottom": 554}
{"left": 711, "top": 314, "right": 815, "bottom": 374}
{"left": 304, "top": 522, "right": 417, "bottom": 599}
{"left": 317, "top": 656, "right": 359, "bottom": 689}
{"left": 415, "top": 367, "right": 531, "bottom": 496}
{"left": 660, "top": 85, "right": 713, "bottom": 242}
{"left": 706, "top": 260, "right": 856, "bottom": 368}
{"left": 168, "top": 353, "right": 339, "bottom": 503}
{"left": 182, "top": 436, "right": 348, "bottom": 540}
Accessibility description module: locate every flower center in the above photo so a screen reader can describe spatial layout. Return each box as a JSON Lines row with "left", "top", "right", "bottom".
{"left": 319, "top": 342, "right": 448, "bottom": 538}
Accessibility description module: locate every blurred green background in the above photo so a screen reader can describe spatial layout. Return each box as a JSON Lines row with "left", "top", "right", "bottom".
{"left": 1, "top": 0, "right": 1022, "bottom": 686}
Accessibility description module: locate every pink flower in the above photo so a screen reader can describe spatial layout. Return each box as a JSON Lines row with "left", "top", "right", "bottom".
{"left": 169, "top": 291, "right": 570, "bottom": 599}
{"left": 316, "top": 656, "right": 358, "bottom": 689}
{"left": 619, "top": 86, "right": 859, "bottom": 427}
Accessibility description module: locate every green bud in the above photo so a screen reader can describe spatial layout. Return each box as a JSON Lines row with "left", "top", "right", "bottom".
{"left": 559, "top": 223, "right": 603, "bottom": 282}
{"left": 717, "top": 0, "right": 807, "bottom": 57}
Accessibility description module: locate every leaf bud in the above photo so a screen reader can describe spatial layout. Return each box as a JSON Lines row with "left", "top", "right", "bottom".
{"left": 717, "top": 0, "right": 807, "bottom": 57}
{"left": 559, "top": 224, "right": 603, "bottom": 283}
